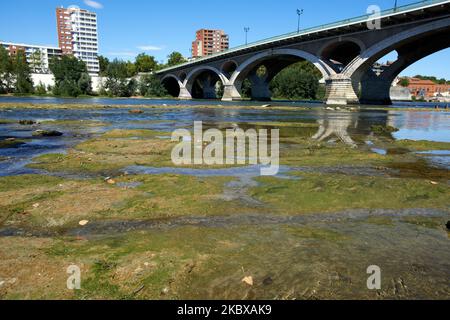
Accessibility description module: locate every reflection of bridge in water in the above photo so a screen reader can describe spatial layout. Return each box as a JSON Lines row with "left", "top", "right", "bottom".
{"left": 157, "top": 0, "right": 450, "bottom": 105}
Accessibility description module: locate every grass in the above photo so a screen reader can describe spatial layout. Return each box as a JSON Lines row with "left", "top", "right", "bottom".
{"left": 251, "top": 172, "right": 450, "bottom": 215}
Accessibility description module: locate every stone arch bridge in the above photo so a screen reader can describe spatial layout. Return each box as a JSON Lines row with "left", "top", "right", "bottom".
{"left": 156, "top": 0, "right": 450, "bottom": 105}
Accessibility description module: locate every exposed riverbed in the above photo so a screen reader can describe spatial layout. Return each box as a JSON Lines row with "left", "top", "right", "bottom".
{"left": 0, "top": 99, "right": 448, "bottom": 300}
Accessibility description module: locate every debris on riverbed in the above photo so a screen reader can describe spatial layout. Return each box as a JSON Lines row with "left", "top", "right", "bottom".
{"left": 79, "top": 220, "right": 89, "bottom": 226}
{"left": 32, "top": 130, "right": 63, "bottom": 137}
{"left": 19, "top": 120, "right": 36, "bottom": 125}
{"left": 129, "top": 109, "right": 144, "bottom": 114}
{"left": 242, "top": 276, "right": 254, "bottom": 286}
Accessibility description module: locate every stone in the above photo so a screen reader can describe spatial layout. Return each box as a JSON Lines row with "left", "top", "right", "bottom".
{"left": 242, "top": 276, "right": 254, "bottom": 286}
{"left": 129, "top": 109, "right": 144, "bottom": 114}
{"left": 79, "top": 220, "right": 89, "bottom": 226}
{"left": 32, "top": 130, "right": 63, "bottom": 137}
{"left": 19, "top": 120, "right": 36, "bottom": 125}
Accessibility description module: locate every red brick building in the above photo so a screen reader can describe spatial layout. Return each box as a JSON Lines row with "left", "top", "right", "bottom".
{"left": 192, "top": 29, "right": 229, "bottom": 58}
{"left": 407, "top": 78, "right": 450, "bottom": 98}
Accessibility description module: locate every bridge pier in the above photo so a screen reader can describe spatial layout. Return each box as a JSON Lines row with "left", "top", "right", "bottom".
{"left": 324, "top": 75, "right": 359, "bottom": 105}
{"left": 222, "top": 84, "right": 242, "bottom": 101}
{"left": 248, "top": 73, "right": 271, "bottom": 101}
{"left": 359, "top": 76, "right": 392, "bottom": 105}
{"left": 178, "top": 86, "right": 192, "bottom": 100}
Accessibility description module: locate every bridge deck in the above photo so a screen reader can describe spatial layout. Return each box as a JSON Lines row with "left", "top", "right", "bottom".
{"left": 157, "top": 0, "right": 450, "bottom": 74}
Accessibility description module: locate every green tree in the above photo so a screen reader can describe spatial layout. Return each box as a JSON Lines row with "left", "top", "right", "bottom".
{"left": 167, "top": 52, "right": 187, "bottom": 67}
{"left": 35, "top": 82, "right": 47, "bottom": 95}
{"left": 98, "top": 55, "right": 110, "bottom": 76}
{"left": 399, "top": 78, "right": 410, "bottom": 87}
{"left": 0, "top": 46, "right": 14, "bottom": 93}
{"left": 270, "top": 61, "right": 320, "bottom": 100}
{"left": 135, "top": 53, "right": 157, "bottom": 73}
{"left": 30, "top": 49, "right": 43, "bottom": 73}
{"left": 49, "top": 55, "right": 91, "bottom": 97}
{"left": 138, "top": 74, "right": 167, "bottom": 97}
{"left": 13, "top": 50, "right": 34, "bottom": 94}
{"left": 125, "top": 61, "right": 137, "bottom": 77}
{"left": 104, "top": 59, "right": 136, "bottom": 97}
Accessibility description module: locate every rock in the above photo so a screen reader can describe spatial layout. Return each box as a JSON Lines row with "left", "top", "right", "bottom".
{"left": 446, "top": 221, "right": 450, "bottom": 230}
{"left": 32, "top": 203, "right": 40, "bottom": 209}
{"left": 79, "top": 220, "right": 89, "bottom": 226}
{"left": 0, "top": 281, "right": 4, "bottom": 287}
{"left": 161, "top": 287, "right": 170, "bottom": 295}
{"left": 430, "top": 181, "right": 438, "bottom": 185}
{"left": 129, "top": 109, "right": 144, "bottom": 114}
{"left": 32, "top": 130, "right": 63, "bottom": 137}
{"left": 242, "top": 276, "right": 254, "bottom": 286}
{"left": 326, "top": 107, "right": 334, "bottom": 111}
{"left": 19, "top": 120, "right": 36, "bottom": 125}
{"left": 106, "top": 179, "right": 116, "bottom": 185}
{"left": 263, "top": 277, "right": 273, "bottom": 286}
{"left": 261, "top": 104, "right": 271, "bottom": 108}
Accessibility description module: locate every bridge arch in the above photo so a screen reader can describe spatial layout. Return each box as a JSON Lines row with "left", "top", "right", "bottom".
{"left": 184, "top": 66, "right": 229, "bottom": 99}
{"left": 343, "top": 17, "right": 450, "bottom": 81}
{"left": 228, "top": 48, "right": 335, "bottom": 100}
{"left": 318, "top": 37, "right": 366, "bottom": 71}
{"left": 161, "top": 74, "right": 183, "bottom": 97}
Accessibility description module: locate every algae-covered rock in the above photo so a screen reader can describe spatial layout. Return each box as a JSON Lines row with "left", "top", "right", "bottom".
{"left": 32, "top": 130, "right": 63, "bottom": 137}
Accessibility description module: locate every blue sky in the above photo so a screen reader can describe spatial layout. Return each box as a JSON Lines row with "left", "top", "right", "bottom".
{"left": 1, "top": 0, "right": 449, "bottom": 78}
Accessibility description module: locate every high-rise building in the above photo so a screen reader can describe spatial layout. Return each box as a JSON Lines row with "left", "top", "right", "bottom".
{"left": 192, "top": 29, "right": 229, "bottom": 58}
{"left": 56, "top": 6, "right": 99, "bottom": 74}
{"left": 0, "top": 42, "right": 62, "bottom": 73}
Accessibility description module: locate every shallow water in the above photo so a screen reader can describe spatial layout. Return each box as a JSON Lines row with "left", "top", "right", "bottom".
{"left": 1, "top": 106, "right": 449, "bottom": 176}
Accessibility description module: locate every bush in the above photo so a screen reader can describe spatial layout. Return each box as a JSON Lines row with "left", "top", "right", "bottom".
{"left": 139, "top": 74, "right": 167, "bottom": 97}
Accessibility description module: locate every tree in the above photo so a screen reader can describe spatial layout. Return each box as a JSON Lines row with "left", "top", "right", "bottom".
{"left": 35, "top": 82, "right": 47, "bottom": 95}
{"left": 399, "top": 78, "right": 410, "bottom": 87}
{"left": 167, "top": 52, "right": 187, "bottom": 67}
{"left": 125, "top": 61, "right": 137, "bottom": 77}
{"left": 13, "top": 50, "right": 34, "bottom": 94}
{"left": 139, "top": 74, "right": 167, "bottom": 97}
{"left": 104, "top": 59, "right": 136, "bottom": 97}
{"left": 270, "top": 61, "right": 320, "bottom": 100}
{"left": 135, "top": 53, "right": 157, "bottom": 73}
{"left": 0, "top": 46, "right": 14, "bottom": 93}
{"left": 49, "top": 55, "right": 91, "bottom": 97}
{"left": 98, "top": 55, "right": 110, "bottom": 76}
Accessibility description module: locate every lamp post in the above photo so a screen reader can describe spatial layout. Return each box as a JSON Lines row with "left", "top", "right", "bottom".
{"left": 244, "top": 27, "right": 250, "bottom": 45}
{"left": 297, "top": 9, "right": 304, "bottom": 33}
{"left": 394, "top": 0, "right": 398, "bottom": 11}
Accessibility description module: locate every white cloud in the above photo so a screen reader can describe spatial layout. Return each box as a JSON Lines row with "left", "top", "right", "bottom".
{"left": 84, "top": 0, "right": 103, "bottom": 9}
{"left": 137, "top": 45, "right": 163, "bottom": 51}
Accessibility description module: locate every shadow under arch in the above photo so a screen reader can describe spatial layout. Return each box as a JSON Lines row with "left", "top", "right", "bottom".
{"left": 229, "top": 48, "right": 335, "bottom": 101}
{"left": 184, "top": 66, "right": 229, "bottom": 99}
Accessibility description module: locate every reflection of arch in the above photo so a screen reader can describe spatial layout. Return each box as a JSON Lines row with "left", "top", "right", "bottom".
{"left": 230, "top": 48, "right": 335, "bottom": 88}
{"left": 344, "top": 17, "right": 450, "bottom": 80}
{"left": 161, "top": 74, "right": 182, "bottom": 97}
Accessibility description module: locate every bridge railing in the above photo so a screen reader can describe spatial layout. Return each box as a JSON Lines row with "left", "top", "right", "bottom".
{"left": 157, "top": 0, "right": 449, "bottom": 73}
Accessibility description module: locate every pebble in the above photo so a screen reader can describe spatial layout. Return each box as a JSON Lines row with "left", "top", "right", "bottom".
{"left": 242, "top": 276, "right": 254, "bottom": 286}
{"left": 79, "top": 220, "right": 89, "bottom": 226}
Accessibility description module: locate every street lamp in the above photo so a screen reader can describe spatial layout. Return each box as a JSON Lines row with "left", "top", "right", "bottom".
{"left": 394, "top": 0, "right": 398, "bottom": 11}
{"left": 297, "top": 9, "right": 304, "bottom": 33}
{"left": 244, "top": 27, "right": 250, "bottom": 45}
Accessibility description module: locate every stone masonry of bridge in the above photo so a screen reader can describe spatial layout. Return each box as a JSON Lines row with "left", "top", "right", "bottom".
{"left": 157, "top": 1, "right": 450, "bottom": 105}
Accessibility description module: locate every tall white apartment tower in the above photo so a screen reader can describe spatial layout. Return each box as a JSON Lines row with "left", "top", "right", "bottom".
{"left": 56, "top": 6, "right": 100, "bottom": 74}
